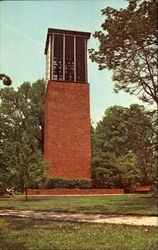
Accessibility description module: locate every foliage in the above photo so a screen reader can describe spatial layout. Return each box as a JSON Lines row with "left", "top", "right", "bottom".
{"left": 1, "top": 133, "right": 45, "bottom": 200}
{"left": 0, "top": 73, "right": 12, "bottom": 86}
{"left": 117, "top": 153, "right": 141, "bottom": 193}
{"left": 0, "top": 79, "right": 45, "bottom": 153}
{"left": 89, "top": 0, "right": 158, "bottom": 107}
{"left": 45, "top": 177, "right": 92, "bottom": 189}
{"left": 92, "top": 152, "right": 119, "bottom": 189}
{"left": 92, "top": 152, "right": 141, "bottom": 193}
{"left": 0, "top": 80, "right": 45, "bottom": 199}
{"left": 91, "top": 104, "right": 157, "bottom": 192}
{"left": 89, "top": 0, "right": 157, "bottom": 193}
{"left": 150, "top": 174, "right": 158, "bottom": 198}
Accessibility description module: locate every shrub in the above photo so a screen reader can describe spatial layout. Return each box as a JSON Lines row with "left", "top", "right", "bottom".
{"left": 45, "top": 178, "right": 92, "bottom": 189}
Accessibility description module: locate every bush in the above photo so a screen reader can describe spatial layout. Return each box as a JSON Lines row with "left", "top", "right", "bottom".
{"left": 151, "top": 179, "right": 158, "bottom": 198}
{"left": 45, "top": 178, "right": 92, "bottom": 189}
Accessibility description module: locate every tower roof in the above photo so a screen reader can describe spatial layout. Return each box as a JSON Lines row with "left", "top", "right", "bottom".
{"left": 45, "top": 28, "right": 91, "bottom": 55}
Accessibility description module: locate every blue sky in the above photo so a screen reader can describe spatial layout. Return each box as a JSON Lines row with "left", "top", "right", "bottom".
{"left": 0, "top": 0, "right": 144, "bottom": 125}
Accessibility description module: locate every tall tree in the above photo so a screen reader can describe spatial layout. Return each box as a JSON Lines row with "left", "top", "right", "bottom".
{"left": 0, "top": 79, "right": 45, "bottom": 153}
{"left": 92, "top": 104, "right": 156, "bottom": 191}
{"left": 89, "top": 0, "right": 158, "bottom": 107}
{"left": 0, "top": 79, "right": 45, "bottom": 193}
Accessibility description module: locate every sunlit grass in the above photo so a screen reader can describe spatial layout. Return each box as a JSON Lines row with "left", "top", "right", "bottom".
{"left": 0, "top": 216, "right": 157, "bottom": 250}
{"left": 0, "top": 194, "right": 157, "bottom": 216}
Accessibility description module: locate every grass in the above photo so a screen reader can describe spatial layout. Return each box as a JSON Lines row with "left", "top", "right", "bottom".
{"left": 0, "top": 194, "right": 157, "bottom": 216}
{"left": 0, "top": 216, "right": 157, "bottom": 250}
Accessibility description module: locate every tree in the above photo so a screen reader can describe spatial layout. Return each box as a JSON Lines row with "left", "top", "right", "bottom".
{"left": 1, "top": 134, "right": 45, "bottom": 200}
{"left": 91, "top": 104, "right": 157, "bottom": 191}
{"left": 91, "top": 151, "right": 141, "bottom": 192}
{"left": 0, "top": 74, "right": 12, "bottom": 86}
{"left": 89, "top": 0, "right": 158, "bottom": 107}
{"left": 92, "top": 152, "right": 120, "bottom": 189}
{"left": 0, "top": 79, "right": 45, "bottom": 197}
{"left": 117, "top": 153, "right": 141, "bottom": 193}
{"left": 0, "top": 79, "right": 45, "bottom": 153}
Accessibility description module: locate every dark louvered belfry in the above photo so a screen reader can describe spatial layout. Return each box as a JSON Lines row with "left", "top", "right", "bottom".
{"left": 45, "top": 28, "right": 90, "bottom": 84}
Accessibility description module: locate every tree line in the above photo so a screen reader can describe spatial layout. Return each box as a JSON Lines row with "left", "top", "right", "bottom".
{"left": 0, "top": 79, "right": 157, "bottom": 194}
{"left": 91, "top": 105, "right": 157, "bottom": 192}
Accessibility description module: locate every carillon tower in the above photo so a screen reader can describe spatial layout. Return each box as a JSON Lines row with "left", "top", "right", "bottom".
{"left": 44, "top": 28, "right": 91, "bottom": 179}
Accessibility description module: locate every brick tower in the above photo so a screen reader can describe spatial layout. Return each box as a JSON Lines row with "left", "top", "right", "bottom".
{"left": 44, "top": 28, "right": 91, "bottom": 179}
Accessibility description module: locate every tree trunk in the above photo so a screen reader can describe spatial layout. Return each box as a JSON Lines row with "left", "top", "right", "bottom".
{"left": 25, "top": 188, "right": 28, "bottom": 201}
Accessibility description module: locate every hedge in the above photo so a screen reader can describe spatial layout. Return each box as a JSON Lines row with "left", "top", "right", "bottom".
{"left": 45, "top": 178, "right": 92, "bottom": 189}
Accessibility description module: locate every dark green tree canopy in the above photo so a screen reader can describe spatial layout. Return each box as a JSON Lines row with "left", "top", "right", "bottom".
{"left": 89, "top": 0, "right": 158, "bottom": 106}
{"left": 91, "top": 104, "right": 157, "bottom": 191}
{"left": 0, "top": 79, "right": 45, "bottom": 195}
{"left": 0, "top": 79, "right": 45, "bottom": 153}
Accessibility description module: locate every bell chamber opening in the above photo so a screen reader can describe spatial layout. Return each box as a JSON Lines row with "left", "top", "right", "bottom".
{"left": 45, "top": 28, "right": 91, "bottom": 84}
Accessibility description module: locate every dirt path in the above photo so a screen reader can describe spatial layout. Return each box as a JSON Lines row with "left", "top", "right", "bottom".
{"left": 0, "top": 209, "right": 157, "bottom": 226}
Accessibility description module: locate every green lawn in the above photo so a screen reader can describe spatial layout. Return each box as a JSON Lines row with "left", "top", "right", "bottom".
{"left": 0, "top": 216, "right": 157, "bottom": 250}
{"left": 0, "top": 194, "right": 157, "bottom": 216}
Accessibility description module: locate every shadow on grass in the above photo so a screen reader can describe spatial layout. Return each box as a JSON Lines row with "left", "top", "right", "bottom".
{"left": 0, "top": 206, "right": 15, "bottom": 210}
{"left": 76, "top": 205, "right": 110, "bottom": 213}
{"left": 0, "top": 239, "right": 26, "bottom": 250}
{"left": 0, "top": 217, "right": 31, "bottom": 250}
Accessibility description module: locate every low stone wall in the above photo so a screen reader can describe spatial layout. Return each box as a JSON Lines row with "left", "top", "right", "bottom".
{"left": 27, "top": 188, "right": 124, "bottom": 195}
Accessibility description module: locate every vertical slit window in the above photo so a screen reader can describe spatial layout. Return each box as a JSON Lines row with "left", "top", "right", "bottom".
{"left": 65, "top": 35, "right": 74, "bottom": 81}
{"left": 53, "top": 34, "right": 63, "bottom": 81}
{"left": 76, "top": 37, "right": 86, "bottom": 82}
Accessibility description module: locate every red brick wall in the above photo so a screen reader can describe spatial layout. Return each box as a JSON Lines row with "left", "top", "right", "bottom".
{"left": 44, "top": 81, "right": 91, "bottom": 179}
{"left": 27, "top": 189, "right": 124, "bottom": 195}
